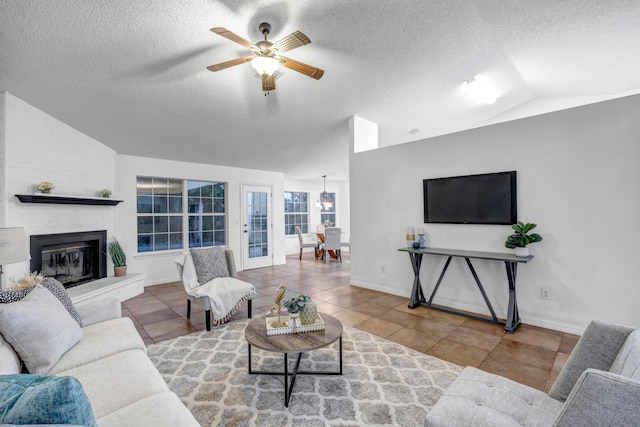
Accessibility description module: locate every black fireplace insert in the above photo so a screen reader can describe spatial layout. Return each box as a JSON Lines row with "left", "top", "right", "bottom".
{"left": 30, "top": 230, "right": 107, "bottom": 288}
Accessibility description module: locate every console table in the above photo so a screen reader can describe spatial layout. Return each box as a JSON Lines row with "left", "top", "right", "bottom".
{"left": 398, "top": 247, "right": 533, "bottom": 333}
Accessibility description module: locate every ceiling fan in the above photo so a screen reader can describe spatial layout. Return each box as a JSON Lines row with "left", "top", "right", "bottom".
{"left": 207, "top": 22, "right": 324, "bottom": 95}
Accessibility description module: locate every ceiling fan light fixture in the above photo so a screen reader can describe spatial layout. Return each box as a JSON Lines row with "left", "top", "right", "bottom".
{"left": 251, "top": 56, "right": 280, "bottom": 76}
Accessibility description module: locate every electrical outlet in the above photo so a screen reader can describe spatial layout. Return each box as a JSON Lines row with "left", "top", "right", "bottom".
{"left": 541, "top": 288, "right": 551, "bottom": 300}
{"left": 381, "top": 265, "right": 386, "bottom": 273}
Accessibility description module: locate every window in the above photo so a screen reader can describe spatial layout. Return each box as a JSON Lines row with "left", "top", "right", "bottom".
{"left": 284, "top": 191, "right": 308, "bottom": 235}
{"left": 188, "top": 181, "right": 226, "bottom": 248}
{"left": 136, "top": 177, "right": 226, "bottom": 253}
{"left": 320, "top": 192, "right": 336, "bottom": 226}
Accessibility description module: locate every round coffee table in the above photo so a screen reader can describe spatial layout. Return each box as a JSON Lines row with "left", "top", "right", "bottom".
{"left": 244, "top": 312, "right": 343, "bottom": 407}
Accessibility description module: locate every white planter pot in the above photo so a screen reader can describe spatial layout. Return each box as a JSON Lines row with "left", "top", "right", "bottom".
{"left": 514, "top": 247, "right": 530, "bottom": 257}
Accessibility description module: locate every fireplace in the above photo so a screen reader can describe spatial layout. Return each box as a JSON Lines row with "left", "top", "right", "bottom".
{"left": 30, "top": 230, "right": 107, "bottom": 288}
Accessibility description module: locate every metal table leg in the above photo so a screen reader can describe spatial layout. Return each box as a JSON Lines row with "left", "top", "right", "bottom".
{"left": 504, "top": 261, "right": 521, "bottom": 333}
{"left": 408, "top": 252, "right": 426, "bottom": 308}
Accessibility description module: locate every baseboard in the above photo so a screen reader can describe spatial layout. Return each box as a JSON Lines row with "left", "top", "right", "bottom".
{"left": 349, "top": 278, "right": 586, "bottom": 335}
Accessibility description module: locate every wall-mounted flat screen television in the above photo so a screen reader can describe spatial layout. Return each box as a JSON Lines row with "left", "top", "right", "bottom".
{"left": 423, "top": 171, "right": 517, "bottom": 225}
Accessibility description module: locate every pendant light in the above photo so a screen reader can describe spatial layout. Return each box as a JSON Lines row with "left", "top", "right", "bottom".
{"left": 320, "top": 175, "right": 333, "bottom": 209}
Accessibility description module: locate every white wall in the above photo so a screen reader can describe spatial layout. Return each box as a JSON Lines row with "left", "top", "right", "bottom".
{"left": 117, "top": 155, "right": 286, "bottom": 285}
{"left": 350, "top": 94, "right": 640, "bottom": 335}
{"left": 0, "top": 92, "right": 117, "bottom": 284}
{"left": 283, "top": 177, "right": 350, "bottom": 256}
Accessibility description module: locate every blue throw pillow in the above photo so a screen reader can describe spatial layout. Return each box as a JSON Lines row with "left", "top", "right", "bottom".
{"left": 0, "top": 374, "right": 97, "bottom": 426}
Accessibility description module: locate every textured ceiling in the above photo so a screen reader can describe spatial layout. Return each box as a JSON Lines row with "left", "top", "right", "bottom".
{"left": 1, "top": 0, "right": 639, "bottom": 181}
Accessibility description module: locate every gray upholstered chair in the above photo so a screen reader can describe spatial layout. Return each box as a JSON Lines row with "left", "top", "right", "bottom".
{"left": 296, "top": 226, "right": 318, "bottom": 260}
{"left": 323, "top": 227, "right": 342, "bottom": 262}
{"left": 425, "top": 320, "right": 640, "bottom": 426}
{"left": 174, "top": 247, "right": 254, "bottom": 331}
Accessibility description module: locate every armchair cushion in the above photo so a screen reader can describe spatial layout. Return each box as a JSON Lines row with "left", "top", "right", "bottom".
{"left": 190, "top": 246, "right": 230, "bottom": 285}
{"left": 553, "top": 369, "right": 640, "bottom": 427}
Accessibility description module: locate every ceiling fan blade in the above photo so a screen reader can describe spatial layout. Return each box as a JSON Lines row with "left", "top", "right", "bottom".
{"left": 210, "top": 27, "right": 257, "bottom": 51}
{"left": 280, "top": 56, "right": 324, "bottom": 80}
{"left": 206, "top": 55, "right": 253, "bottom": 72}
{"left": 262, "top": 74, "right": 276, "bottom": 94}
{"left": 270, "top": 31, "right": 311, "bottom": 53}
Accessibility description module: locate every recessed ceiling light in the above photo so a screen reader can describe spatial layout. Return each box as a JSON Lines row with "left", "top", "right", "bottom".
{"left": 409, "top": 127, "right": 423, "bottom": 134}
{"left": 463, "top": 76, "right": 498, "bottom": 104}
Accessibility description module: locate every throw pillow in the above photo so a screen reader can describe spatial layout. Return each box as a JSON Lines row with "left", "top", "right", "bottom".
{"left": 0, "top": 287, "right": 30, "bottom": 304}
{"left": 0, "top": 277, "right": 82, "bottom": 326}
{"left": 42, "top": 277, "right": 82, "bottom": 326}
{"left": 190, "top": 246, "right": 230, "bottom": 285}
{"left": 0, "top": 374, "right": 97, "bottom": 427}
{"left": 0, "top": 286, "right": 83, "bottom": 374}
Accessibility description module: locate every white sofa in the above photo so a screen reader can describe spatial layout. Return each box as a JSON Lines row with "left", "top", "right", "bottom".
{"left": 0, "top": 298, "right": 199, "bottom": 427}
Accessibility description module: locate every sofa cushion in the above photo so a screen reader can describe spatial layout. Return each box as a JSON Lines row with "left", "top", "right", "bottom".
{"left": 49, "top": 317, "right": 146, "bottom": 375}
{"left": 425, "top": 366, "right": 563, "bottom": 427}
{"left": 97, "top": 391, "right": 200, "bottom": 427}
{"left": 0, "top": 335, "right": 21, "bottom": 375}
{"left": 0, "top": 374, "right": 97, "bottom": 427}
{"left": 0, "top": 286, "right": 83, "bottom": 374}
{"left": 190, "top": 246, "right": 229, "bottom": 284}
{"left": 609, "top": 329, "right": 640, "bottom": 380}
{"left": 55, "top": 349, "right": 172, "bottom": 420}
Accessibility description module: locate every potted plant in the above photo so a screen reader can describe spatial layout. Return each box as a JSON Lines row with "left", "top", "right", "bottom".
{"left": 37, "top": 181, "right": 55, "bottom": 194}
{"left": 505, "top": 221, "right": 543, "bottom": 257}
{"left": 108, "top": 239, "right": 127, "bottom": 276}
{"left": 101, "top": 188, "right": 113, "bottom": 198}
{"left": 283, "top": 294, "right": 318, "bottom": 325}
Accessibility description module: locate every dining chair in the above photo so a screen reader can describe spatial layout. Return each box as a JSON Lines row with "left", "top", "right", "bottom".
{"left": 296, "top": 226, "right": 318, "bottom": 260}
{"left": 323, "top": 227, "right": 342, "bottom": 262}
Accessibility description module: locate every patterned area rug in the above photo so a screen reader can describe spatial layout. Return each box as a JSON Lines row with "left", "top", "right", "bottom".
{"left": 147, "top": 319, "right": 461, "bottom": 426}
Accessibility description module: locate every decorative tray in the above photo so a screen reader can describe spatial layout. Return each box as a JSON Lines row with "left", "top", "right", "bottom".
{"left": 265, "top": 314, "right": 326, "bottom": 336}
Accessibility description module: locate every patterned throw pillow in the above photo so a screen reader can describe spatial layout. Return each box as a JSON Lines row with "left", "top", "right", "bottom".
{"left": 190, "top": 246, "right": 230, "bottom": 285}
{"left": 42, "top": 278, "right": 82, "bottom": 327}
{"left": 0, "top": 287, "right": 30, "bottom": 304}
{"left": 0, "top": 278, "right": 82, "bottom": 327}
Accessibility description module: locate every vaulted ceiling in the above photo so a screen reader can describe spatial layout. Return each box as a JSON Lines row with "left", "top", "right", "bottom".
{"left": 1, "top": 1, "right": 639, "bottom": 181}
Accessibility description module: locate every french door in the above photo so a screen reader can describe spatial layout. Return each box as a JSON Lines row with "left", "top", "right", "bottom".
{"left": 241, "top": 184, "right": 273, "bottom": 270}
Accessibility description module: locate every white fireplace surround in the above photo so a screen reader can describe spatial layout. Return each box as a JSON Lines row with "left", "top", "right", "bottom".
{"left": 67, "top": 273, "right": 145, "bottom": 306}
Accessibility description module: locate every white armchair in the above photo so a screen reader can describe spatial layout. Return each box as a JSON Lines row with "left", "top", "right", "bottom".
{"left": 175, "top": 247, "right": 255, "bottom": 331}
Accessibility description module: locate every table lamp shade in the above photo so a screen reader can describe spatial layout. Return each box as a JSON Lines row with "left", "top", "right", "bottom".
{"left": 0, "top": 227, "right": 30, "bottom": 266}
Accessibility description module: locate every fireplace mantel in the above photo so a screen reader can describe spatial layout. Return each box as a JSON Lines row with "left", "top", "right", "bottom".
{"left": 15, "top": 194, "right": 123, "bottom": 206}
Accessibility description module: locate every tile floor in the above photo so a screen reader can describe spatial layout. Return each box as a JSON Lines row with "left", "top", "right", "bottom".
{"left": 122, "top": 252, "right": 579, "bottom": 392}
